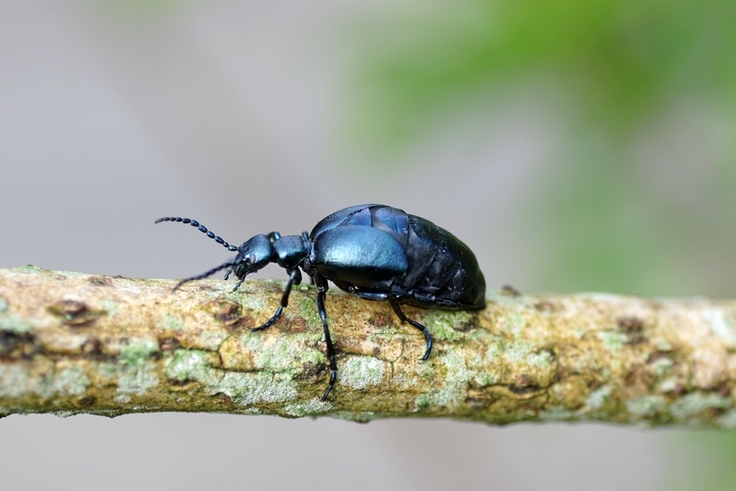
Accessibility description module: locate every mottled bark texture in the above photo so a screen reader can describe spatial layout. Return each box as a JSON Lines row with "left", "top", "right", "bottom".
{"left": 1, "top": 266, "right": 736, "bottom": 426}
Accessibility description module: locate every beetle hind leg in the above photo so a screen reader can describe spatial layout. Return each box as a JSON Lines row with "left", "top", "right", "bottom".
{"left": 388, "top": 298, "right": 432, "bottom": 360}
{"left": 314, "top": 275, "right": 337, "bottom": 400}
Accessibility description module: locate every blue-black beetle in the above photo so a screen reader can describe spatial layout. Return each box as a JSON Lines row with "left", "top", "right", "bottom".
{"left": 156, "top": 204, "right": 486, "bottom": 399}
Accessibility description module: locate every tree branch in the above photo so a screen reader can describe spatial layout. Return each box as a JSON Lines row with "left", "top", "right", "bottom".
{"left": 1, "top": 266, "right": 735, "bottom": 426}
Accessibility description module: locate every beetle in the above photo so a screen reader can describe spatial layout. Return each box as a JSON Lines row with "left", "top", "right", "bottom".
{"left": 156, "top": 204, "right": 486, "bottom": 400}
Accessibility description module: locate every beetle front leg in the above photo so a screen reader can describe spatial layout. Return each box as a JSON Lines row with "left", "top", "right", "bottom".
{"left": 388, "top": 298, "right": 433, "bottom": 360}
{"left": 252, "top": 268, "right": 301, "bottom": 332}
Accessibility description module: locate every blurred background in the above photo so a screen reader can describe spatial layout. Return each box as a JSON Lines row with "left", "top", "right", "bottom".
{"left": 2, "top": 0, "right": 736, "bottom": 489}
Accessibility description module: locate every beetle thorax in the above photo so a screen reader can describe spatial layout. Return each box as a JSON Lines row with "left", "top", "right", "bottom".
{"left": 272, "top": 234, "right": 309, "bottom": 270}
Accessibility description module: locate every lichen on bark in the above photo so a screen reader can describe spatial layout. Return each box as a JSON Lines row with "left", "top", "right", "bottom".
{"left": 1, "top": 266, "right": 736, "bottom": 427}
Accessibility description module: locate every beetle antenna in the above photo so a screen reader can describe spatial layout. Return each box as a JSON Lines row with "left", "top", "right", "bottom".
{"left": 155, "top": 216, "right": 238, "bottom": 252}
{"left": 173, "top": 260, "right": 240, "bottom": 291}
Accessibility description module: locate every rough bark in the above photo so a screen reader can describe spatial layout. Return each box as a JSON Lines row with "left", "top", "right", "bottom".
{"left": 1, "top": 265, "right": 736, "bottom": 427}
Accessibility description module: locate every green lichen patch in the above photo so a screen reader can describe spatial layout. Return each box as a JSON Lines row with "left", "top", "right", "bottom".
{"left": 539, "top": 406, "right": 577, "bottom": 422}
{"left": 0, "top": 362, "right": 90, "bottom": 400}
{"left": 486, "top": 290, "right": 536, "bottom": 309}
{"left": 165, "top": 349, "right": 220, "bottom": 386}
{"left": 284, "top": 398, "right": 332, "bottom": 417}
{"left": 669, "top": 392, "right": 733, "bottom": 422}
{"left": 161, "top": 314, "right": 185, "bottom": 331}
{"left": 596, "top": 331, "right": 628, "bottom": 353}
{"left": 0, "top": 364, "right": 36, "bottom": 399}
{"left": 101, "top": 300, "right": 118, "bottom": 318}
{"left": 702, "top": 308, "right": 736, "bottom": 347}
{"left": 626, "top": 395, "right": 667, "bottom": 418}
{"left": 112, "top": 339, "right": 162, "bottom": 400}
{"left": 120, "top": 338, "right": 160, "bottom": 366}
{"left": 0, "top": 315, "right": 32, "bottom": 333}
{"left": 716, "top": 409, "right": 736, "bottom": 429}
{"left": 167, "top": 347, "right": 299, "bottom": 405}
{"left": 423, "top": 310, "right": 473, "bottom": 341}
{"left": 414, "top": 350, "right": 472, "bottom": 409}
{"left": 297, "top": 297, "right": 321, "bottom": 330}
{"left": 500, "top": 342, "right": 555, "bottom": 388}
{"left": 585, "top": 385, "right": 613, "bottom": 411}
{"left": 52, "top": 366, "right": 90, "bottom": 396}
{"left": 219, "top": 371, "right": 298, "bottom": 405}
{"left": 224, "top": 331, "right": 325, "bottom": 373}
{"left": 17, "top": 264, "right": 42, "bottom": 274}
{"left": 116, "top": 364, "right": 159, "bottom": 400}
{"left": 649, "top": 357, "right": 674, "bottom": 376}
{"left": 340, "top": 356, "right": 386, "bottom": 390}
{"left": 0, "top": 297, "right": 7, "bottom": 312}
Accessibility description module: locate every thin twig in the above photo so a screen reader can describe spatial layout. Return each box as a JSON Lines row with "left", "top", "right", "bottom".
{"left": 1, "top": 266, "right": 735, "bottom": 427}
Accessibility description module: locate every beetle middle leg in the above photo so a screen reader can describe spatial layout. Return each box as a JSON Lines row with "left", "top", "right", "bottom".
{"left": 388, "top": 298, "right": 433, "bottom": 360}
{"left": 252, "top": 268, "right": 301, "bottom": 332}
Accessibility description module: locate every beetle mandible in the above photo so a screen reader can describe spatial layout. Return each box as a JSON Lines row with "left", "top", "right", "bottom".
{"left": 155, "top": 204, "right": 486, "bottom": 400}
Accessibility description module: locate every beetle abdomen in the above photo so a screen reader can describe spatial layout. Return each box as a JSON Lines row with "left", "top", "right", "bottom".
{"left": 393, "top": 215, "right": 485, "bottom": 310}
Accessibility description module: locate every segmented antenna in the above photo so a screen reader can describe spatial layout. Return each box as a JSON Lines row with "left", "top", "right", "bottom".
{"left": 172, "top": 255, "right": 253, "bottom": 291}
{"left": 155, "top": 216, "right": 238, "bottom": 251}
{"left": 174, "top": 260, "right": 235, "bottom": 290}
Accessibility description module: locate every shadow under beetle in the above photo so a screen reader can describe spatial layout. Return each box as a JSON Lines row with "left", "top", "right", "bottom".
{"left": 155, "top": 204, "right": 486, "bottom": 400}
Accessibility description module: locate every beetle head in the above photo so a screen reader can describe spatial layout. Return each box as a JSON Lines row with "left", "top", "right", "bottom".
{"left": 230, "top": 234, "right": 276, "bottom": 279}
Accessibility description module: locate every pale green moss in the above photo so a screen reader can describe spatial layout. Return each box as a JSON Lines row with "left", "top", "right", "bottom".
{"left": 340, "top": 356, "right": 386, "bottom": 390}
